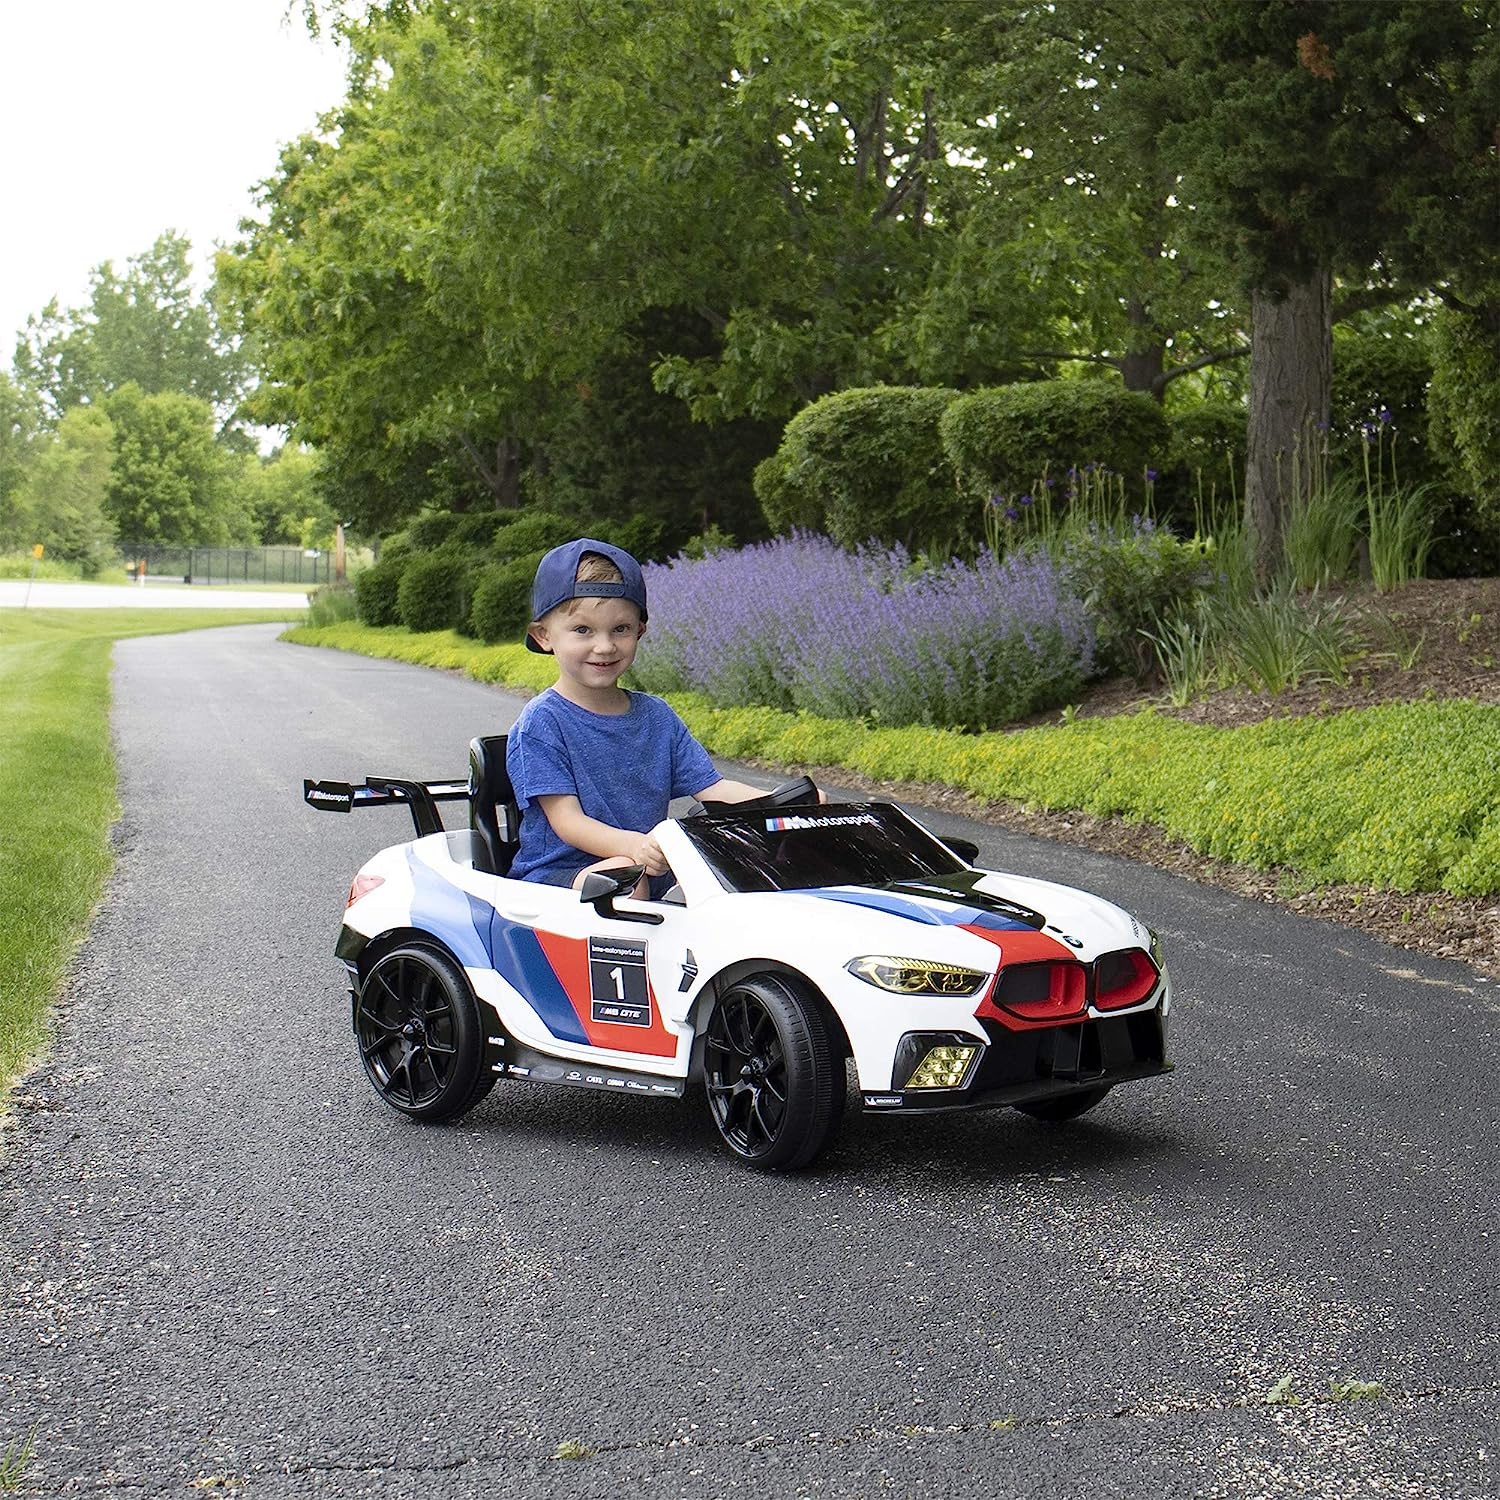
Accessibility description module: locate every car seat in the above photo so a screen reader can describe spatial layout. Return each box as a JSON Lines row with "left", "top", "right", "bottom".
{"left": 468, "top": 735, "right": 521, "bottom": 876}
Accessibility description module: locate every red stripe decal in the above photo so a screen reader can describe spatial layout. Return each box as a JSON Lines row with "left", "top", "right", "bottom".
{"left": 532, "top": 929, "right": 677, "bottom": 1057}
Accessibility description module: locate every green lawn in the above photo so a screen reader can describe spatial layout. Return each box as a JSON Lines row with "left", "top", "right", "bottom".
{"left": 0, "top": 608, "right": 300, "bottom": 1094}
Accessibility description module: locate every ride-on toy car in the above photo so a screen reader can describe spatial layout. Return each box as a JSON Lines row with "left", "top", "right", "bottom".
{"left": 304, "top": 737, "right": 1172, "bottom": 1170}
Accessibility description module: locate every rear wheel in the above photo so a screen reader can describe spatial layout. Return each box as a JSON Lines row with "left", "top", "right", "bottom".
{"left": 1013, "top": 1085, "right": 1111, "bottom": 1122}
{"left": 704, "top": 973, "right": 842, "bottom": 1170}
{"left": 355, "top": 944, "right": 495, "bottom": 1121}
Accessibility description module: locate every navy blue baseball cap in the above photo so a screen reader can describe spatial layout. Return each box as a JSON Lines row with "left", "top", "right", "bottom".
{"left": 526, "top": 538, "right": 648, "bottom": 652}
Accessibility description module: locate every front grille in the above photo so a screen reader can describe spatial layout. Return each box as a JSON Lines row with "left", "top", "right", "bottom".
{"left": 973, "top": 1009, "right": 1166, "bottom": 1091}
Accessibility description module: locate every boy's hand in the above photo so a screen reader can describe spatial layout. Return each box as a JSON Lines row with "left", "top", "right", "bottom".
{"left": 629, "top": 833, "right": 669, "bottom": 876}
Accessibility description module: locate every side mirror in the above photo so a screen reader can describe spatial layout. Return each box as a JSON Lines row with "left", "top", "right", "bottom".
{"left": 943, "top": 836, "right": 980, "bottom": 864}
{"left": 579, "top": 865, "right": 663, "bottom": 925}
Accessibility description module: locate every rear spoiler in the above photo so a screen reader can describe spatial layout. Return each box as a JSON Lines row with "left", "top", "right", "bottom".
{"left": 303, "top": 776, "right": 469, "bottom": 838}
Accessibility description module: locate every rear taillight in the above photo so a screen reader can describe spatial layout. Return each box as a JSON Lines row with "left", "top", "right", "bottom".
{"left": 346, "top": 873, "right": 384, "bottom": 908}
{"left": 993, "top": 961, "right": 1087, "bottom": 1021}
{"left": 1094, "top": 948, "right": 1158, "bottom": 1011}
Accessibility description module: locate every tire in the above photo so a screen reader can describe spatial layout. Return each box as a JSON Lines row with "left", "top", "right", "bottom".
{"left": 355, "top": 944, "right": 494, "bottom": 1122}
{"left": 1013, "top": 1085, "right": 1111, "bottom": 1122}
{"left": 704, "top": 973, "right": 842, "bottom": 1171}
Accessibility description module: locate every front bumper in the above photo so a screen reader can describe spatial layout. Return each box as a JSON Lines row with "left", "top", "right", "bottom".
{"left": 862, "top": 1006, "right": 1170, "bottom": 1114}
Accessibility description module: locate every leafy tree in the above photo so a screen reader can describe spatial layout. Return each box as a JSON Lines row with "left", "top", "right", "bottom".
{"left": 102, "top": 384, "right": 251, "bottom": 545}
{"left": 12, "top": 406, "right": 117, "bottom": 572}
{"left": 15, "top": 232, "right": 247, "bottom": 427}
{"left": 239, "top": 443, "right": 338, "bottom": 547}
{"left": 0, "top": 371, "right": 43, "bottom": 549}
{"left": 1157, "top": 0, "right": 1499, "bottom": 578}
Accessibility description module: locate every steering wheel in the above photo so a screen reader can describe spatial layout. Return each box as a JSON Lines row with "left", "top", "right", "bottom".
{"left": 736, "top": 775, "right": 819, "bottom": 811}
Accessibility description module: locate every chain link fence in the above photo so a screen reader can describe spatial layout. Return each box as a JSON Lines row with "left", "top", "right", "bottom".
{"left": 120, "top": 544, "right": 335, "bottom": 586}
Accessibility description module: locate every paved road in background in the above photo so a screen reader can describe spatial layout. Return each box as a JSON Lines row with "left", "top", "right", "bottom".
{"left": 2, "top": 623, "right": 1496, "bottom": 1498}
{"left": 0, "top": 580, "right": 308, "bottom": 609}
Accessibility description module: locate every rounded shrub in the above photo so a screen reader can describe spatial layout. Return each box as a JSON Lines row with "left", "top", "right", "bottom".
{"left": 754, "top": 448, "right": 825, "bottom": 534}
{"left": 763, "top": 387, "right": 963, "bottom": 551}
{"left": 469, "top": 550, "right": 547, "bottom": 643}
{"left": 404, "top": 511, "right": 465, "bottom": 552}
{"left": 396, "top": 551, "right": 468, "bottom": 633}
{"left": 354, "top": 552, "right": 410, "bottom": 626}
{"left": 940, "top": 380, "right": 1170, "bottom": 504}
{"left": 493, "top": 510, "right": 578, "bottom": 561}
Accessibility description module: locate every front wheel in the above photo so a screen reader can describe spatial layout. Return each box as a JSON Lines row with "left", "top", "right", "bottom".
{"left": 704, "top": 973, "right": 842, "bottom": 1171}
{"left": 1013, "top": 1085, "right": 1111, "bottom": 1122}
{"left": 355, "top": 944, "right": 495, "bottom": 1122}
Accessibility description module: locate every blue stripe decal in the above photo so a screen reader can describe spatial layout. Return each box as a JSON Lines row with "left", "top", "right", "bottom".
{"left": 802, "top": 887, "right": 1033, "bottom": 932}
{"left": 404, "top": 849, "right": 492, "bottom": 970}
{"left": 484, "top": 920, "right": 590, "bottom": 1044}
{"left": 403, "top": 848, "right": 590, "bottom": 1044}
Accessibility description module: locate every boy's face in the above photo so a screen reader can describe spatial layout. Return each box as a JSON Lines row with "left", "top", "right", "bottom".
{"left": 529, "top": 595, "right": 645, "bottom": 695}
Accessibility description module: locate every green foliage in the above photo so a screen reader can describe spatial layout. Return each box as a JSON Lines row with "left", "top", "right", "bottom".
{"left": 0, "top": 373, "right": 43, "bottom": 548}
{"left": 1427, "top": 307, "right": 1500, "bottom": 543}
{"left": 396, "top": 550, "right": 468, "bottom": 633}
{"left": 492, "top": 512, "right": 579, "bottom": 562}
{"left": 305, "top": 583, "right": 360, "bottom": 627}
{"left": 1365, "top": 483, "right": 1438, "bottom": 592}
{"left": 1213, "top": 587, "right": 1359, "bottom": 695}
{"left": 1283, "top": 474, "right": 1364, "bottom": 590}
{"left": 763, "top": 387, "right": 962, "bottom": 550}
{"left": 240, "top": 444, "right": 333, "bottom": 547}
{"left": 1331, "top": 332, "right": 1434, "bottom": 481}
{"left": 289, "top": 620, "right": 1500, "bottom": 897}
{"left": 529, "top": 311, "right": 778, "bottom": 551}
{"left": 468, "top": 551, "right": 545, "bottom": 644}
{"left": 14, "top": 231, "right": 246, "bottom": 423}
{"left": 1058, "top": 524, "right": 1214, "bottom": 677}
{"left": 354, "top": 552, "right": 410, "bottom": 626}
{"left": 12, "top": 406, "right": 118, "bottom": 574}
{"left": 102, "top": 383, "right": 249, "bottom": 545}
{"left": 940, "top": 381, "right": 1170, "bottom": 508}
{"left": 1161, "top": 398, "right": 1245, "bottom": 528}
{"left": 405, "top": 511, "right": 468, "bottom": 552}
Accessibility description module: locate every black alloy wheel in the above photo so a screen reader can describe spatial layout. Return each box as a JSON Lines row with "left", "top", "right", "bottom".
{"left": 704, "top": 972, "right": 842, "bottom": 1171}
{"left": 1013, "top": 1084, "right": 1112, "bottom": 1122}
{"left": 355, "top": 944, "right": 495, "bottom": 1122}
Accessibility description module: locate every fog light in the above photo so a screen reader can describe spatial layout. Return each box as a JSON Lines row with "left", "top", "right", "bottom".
{"left": 905, "top": 1044, "right": 979, "bottom": 1090}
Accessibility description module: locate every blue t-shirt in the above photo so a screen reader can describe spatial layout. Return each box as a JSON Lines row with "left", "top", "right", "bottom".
{"left": 506, "top": 688, "right": 720, "bottom": 885}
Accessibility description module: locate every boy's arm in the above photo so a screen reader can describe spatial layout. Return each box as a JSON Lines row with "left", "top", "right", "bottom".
{"left": 696, "top": 777, "right": 827, "bottom": 804}
{"left": 534, "top": 794, "right": 669, "bottom": 875}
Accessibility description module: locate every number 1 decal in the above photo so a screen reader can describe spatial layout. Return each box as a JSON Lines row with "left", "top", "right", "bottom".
{"left": 589, "top": 938, "right": 651, "bottom": 1026}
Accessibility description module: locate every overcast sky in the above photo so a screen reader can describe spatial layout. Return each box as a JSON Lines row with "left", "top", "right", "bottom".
{"left": 1, "top": 1, "right": 349, "bottom": 354}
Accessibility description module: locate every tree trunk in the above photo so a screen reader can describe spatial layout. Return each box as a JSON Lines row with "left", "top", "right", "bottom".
{"left": 1120, "top": 298, "right": 1166, "bottom": 400}
{"left": 1245, "top": 267, "right": 1332, "bottom": 585}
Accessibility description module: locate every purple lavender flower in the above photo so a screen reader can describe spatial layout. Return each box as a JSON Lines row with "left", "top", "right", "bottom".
{"left": 1018, "top": 494, "right": 1034, "bottom": 507}
{"left": 1378, "top": 407, "right": 1393, "bottom": 425}
{"left": 1004, "top": 506, "right": 1020, "bottom": 521}
{"left": 635, "top": 533, "right": 1093, "bottom": 731}
{"left": 1145, "top": 468, "right": 1159, "bottom": 483}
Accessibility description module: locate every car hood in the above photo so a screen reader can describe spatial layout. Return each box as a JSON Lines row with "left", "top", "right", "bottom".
{"left": 722, "top": 869, "right": 1145, "bottom": 967}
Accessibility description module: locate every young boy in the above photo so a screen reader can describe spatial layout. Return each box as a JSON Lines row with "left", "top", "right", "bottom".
{"left": 506, "top": 538, "right": 767, "bottom": 892}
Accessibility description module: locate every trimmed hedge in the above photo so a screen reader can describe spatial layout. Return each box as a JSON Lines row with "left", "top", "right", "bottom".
{"left": 354, "top": 552, "right": 410, "bottom": 626}
{"left": 940, "top": 380, "right": 1170, "bottom": 503}
{"left": 283, "top": 620, "right": 1500, "bottom": 898}
{"left": 470, "top": 550, "right": 548, "bottom": 643}
{"left": 396, "top": 551, "right": 469, "bottom": 633}
{"left": 756, "top": 386, "right": 964, "bottom": 550}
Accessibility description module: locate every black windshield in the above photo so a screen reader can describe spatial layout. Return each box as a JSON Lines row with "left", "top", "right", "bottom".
{"left": 679, "top": 803, "right": 967, "bottom": 893}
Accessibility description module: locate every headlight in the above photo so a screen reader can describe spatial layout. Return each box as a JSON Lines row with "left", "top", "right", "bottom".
{"left": 846, "top": 956, "right": 989, "bottom": 997}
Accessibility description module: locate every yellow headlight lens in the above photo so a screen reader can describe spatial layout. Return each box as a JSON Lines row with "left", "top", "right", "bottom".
{"left": 905, "top": 1044, "right": 980, "bottom": 1089}
{"left": 846, "top": 956, "right": 988, "bottom": 996}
